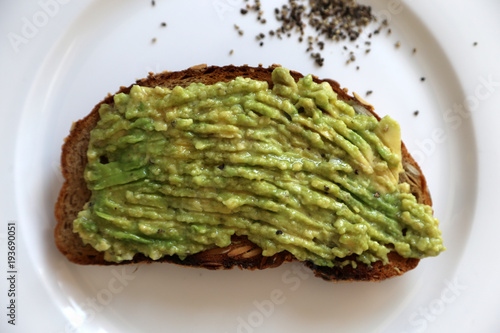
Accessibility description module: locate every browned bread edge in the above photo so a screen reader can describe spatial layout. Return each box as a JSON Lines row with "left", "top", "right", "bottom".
{"left": 55, "top": 64, "right": 427, "bottom": 281}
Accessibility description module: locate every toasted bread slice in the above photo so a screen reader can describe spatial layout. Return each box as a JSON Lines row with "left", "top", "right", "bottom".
{"left": 55, "top": 64, "right": 430, "bottom": 281}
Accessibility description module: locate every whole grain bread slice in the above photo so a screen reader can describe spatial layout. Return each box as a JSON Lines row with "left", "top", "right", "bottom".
{"left": 55, "top": 64, "right": 430, "bottom": 281}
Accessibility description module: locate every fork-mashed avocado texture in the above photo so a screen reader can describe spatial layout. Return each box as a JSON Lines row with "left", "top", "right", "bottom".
{"left": 73, "top": 67, "right": 445, "bottom": 266}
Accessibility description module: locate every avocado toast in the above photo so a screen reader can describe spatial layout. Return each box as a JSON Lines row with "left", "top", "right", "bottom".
{"left": 54, "top": 64, "right": 444, "bottom": 281}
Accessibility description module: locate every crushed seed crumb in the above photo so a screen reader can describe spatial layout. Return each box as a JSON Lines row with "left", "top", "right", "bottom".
{"left": 151, "top": 37, "right": 157, "bottom": 43}
{"left": 395, "top": 41, "right": 401, "bottom": 48}
{"left": 229, "top": 49, "right": 234, "bottom": 55}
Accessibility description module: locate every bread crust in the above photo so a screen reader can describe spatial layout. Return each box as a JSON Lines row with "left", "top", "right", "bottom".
{"left": 55, "top": 64, "right": 428, "bottom": 281}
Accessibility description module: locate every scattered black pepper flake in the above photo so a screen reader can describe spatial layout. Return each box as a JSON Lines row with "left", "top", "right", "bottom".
{"left": 160, "top": 22, "right": 167, "bottom": 27}
{"left": 217, "top": 164, "right": 225, "bottom": 170}
{"left": 237, "top": 0, "right": 380, "bottom": 66}
{"left": 366, "top": 90, "right": 373, "bottom": 96}
{"left": 259, "top": 41, "right": 264, "bottom": 46}
{"left": 99, "top": 155, "right": 109, "bottom": 164}
{"left": 473, "top": 41, "right": 478, "bottom": 46}
{"left": 229, "top": 49, "right": 234, "bottom": 55}
{"left": 412, "top": 47, "right": 417, "bottom": 54}
{"left": 283, "top": 112, "right": 292, "bottom": 121}
{"left": 414, "top": 110, "right": 419, "bottom": 116}
{"left": 354, "top": 169, "right": 359, "bottom": 175}
{"left": 324, "top": 186, "right": 330, "bottom": 192}
{"left": 356, "top": 66, "right": 360, "bottom": 70}
{"left": 234, "top": 24, "right": 245, "bottom": 36}
{"left": 151, "top": 0, "right": 155, "bottom": 6}
{"left": 276, "top": 230, "right": 283, "bottom": 235}
{"left": 157, "top": 229, "right": 165, "bottom": 234}
{"left": 311, "top": 52, "right": 325, "bottom": 66}
{"left": 420, "top": 77, "right": 426, "bottom": 82}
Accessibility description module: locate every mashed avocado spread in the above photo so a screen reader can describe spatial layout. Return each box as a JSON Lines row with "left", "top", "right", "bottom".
{"left": 74, "top": 67, "right": 444, "bottom": 266}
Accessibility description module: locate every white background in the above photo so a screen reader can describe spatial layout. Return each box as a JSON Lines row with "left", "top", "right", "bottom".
{"left": 1, "top": 0, "right": 499, "bottom": 332}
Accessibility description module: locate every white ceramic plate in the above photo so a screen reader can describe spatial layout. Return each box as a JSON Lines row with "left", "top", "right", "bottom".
{"left": 2, "top": 0, "right": 500, "bottom": 332}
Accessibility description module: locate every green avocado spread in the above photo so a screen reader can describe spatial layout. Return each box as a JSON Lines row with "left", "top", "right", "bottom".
{"left": 74, "top": 67, "right": 445, "bottom": 266}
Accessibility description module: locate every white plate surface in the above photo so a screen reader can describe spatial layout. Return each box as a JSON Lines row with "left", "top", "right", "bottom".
{"left": 1, "top": 0, "right": 500, "bottom": 332}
